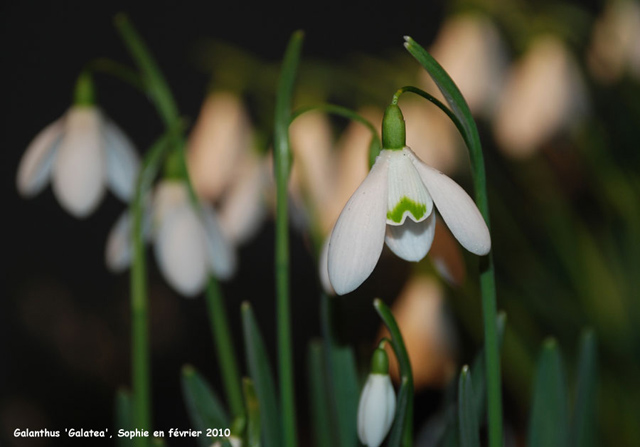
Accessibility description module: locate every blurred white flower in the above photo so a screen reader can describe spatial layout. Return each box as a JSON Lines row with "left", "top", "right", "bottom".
{"left": 401, "top": 99, "right": 461, "bottom": 175}
{"left": 289, "top": 111, "right": 335, "bottom": 232}
{"left": 16, "top": 105, "right": 139, "bottom": 218}
{"left": 493, "top": 36, "right": 588, "bottom": 158}
{"left": 379, "top": 275, "right": 457, "bottom": 390}
{"left": 588, "top": 0, "right": 640, "bottom": 83}
{"left": 106, "top": 180, "right": 236, "bottom": 297}
{"left": 187, "top": 91, "right": 267, "bottom": 245}
{"left": 187, "top": 92, "right": 251, "bottom": 201}
{"left": 426, "top": 14, "right": 507, "bottom": 118}
{"left": 357, "top": 373, "right": 396, "bottom": 447}
{"left": 327, "top": 147, "right": 490, "bottom": 295}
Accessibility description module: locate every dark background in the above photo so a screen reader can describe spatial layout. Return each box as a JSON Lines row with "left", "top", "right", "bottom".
{"left": 1, "top": 1, "right": 449, "bottom": 446}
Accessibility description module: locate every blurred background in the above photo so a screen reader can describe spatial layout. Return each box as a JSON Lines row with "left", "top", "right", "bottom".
{"left": 2, "top": 0, "right": 639, "bottom": 446}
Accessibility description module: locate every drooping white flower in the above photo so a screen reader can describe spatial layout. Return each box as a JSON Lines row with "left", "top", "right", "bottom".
{"left": 187, "top": 92, "right": 251, "bottom": 201}
{"left": 493, "top": 36, "right": 588, "bottom": 158}
{"left": 378, "top": 275, "right": 457, "bottom": 390}
{"left": 588, "top": 0, "right": 640, "bottom": 83}
{"left": 16, "top": 105, "right": 139, "bottom": 218}
{"left": 357, "top": 348, "right": 396, "bottom": 447}
{"left": 187, "top": 92, "right": 267, "bottom": 245}
{"left": 105, "top": 180, "right": 236, "bottom": 297}
{"left": 327, "top": 145, "right": 490, "bottom": 295}
{"left": 425, "top": 13, "right": 507, "bottom": 118}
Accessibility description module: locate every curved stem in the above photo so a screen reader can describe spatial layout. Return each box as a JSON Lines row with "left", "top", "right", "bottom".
{"left": 290, "top": 104, "right": 379, "bottom": 144}
{"left": 374, "top": 299, "right": 413, "bottom": 447}
{"left": 85, "top": 58, "right": 145, "bottom": 92}
{"left": 274, "top": 30, "right": 304, "bottom": 447}
{"left": 398, "top": 38, "right": 503, "bottom": 447}
{"left": 115, "top": 13, "right": 245, "bottom": 424}
{"left": 130, "top": 131, "right": 175, "bottom": 446}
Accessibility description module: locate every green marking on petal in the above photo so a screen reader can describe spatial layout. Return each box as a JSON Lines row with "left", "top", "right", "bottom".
{"left": 387, "top": 196, "right": 427, "bottom": 224}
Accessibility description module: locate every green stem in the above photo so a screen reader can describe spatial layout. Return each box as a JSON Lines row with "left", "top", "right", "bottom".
{"left": 130, "top": 131, "right": 175, "bottom": 446}
{"left": 205, "top": 279, "right": 245, "bottom": 419}
{"left": 373, "top": 299, "right": 413, "bottom": 447}
{"left": 115, "top": 12, "right": 245, "bottom": 422}
{"left": 274, "top": 30, "right": 304, "bottom": 447}
{"left": 290, "top": 104, "right": 379, "bottom": 142}
{"left": 395, "top": 82, "right": 502, "bottom": 447}
{"left": 86, "top": 57, "right": 145, "bottom": 92}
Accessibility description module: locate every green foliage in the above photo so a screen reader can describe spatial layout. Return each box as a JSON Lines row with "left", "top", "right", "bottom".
{"left": 181, "top": 365, "right": 229, "bottom": 447}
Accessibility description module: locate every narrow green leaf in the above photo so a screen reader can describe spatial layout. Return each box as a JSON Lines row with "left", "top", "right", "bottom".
{"left": 571, "top": 329, "right": 598, "bottom": 447}
{"left": 273, "top": 30, "right": 304, "bottom": 447}
{"left": 181, "top": 365, "right": 229, "bottom": 447}
{"left": 528, "top": 339, "right": 569, "bottom": 447}
{"left": 374, "top": 299, "right": 413, "bottom": 447}
{"left": 308, "top": 341, "right": 333, "bottom": 447}
{"left": 471, "top": 312, "right": 507, "bottom": 423}
{"left": 326, "top": 344, "right": 359, "bottom": 447}
{"left": 458, "top": 366, "right": 480, "bottom": 447}
{"left": 320, "top": 293, "right": 360, "bottom": 447}
{"left": 241, "top": 302, "right": 281, "bottom": 447}
{"left": 243, "top": 378, "right": 261, "bottom": 447}
{"left": 115, "top": 388, "right": 134, "bottom": 447}
{"left": 403, "top": 36, "right": 482, "bottom": 174}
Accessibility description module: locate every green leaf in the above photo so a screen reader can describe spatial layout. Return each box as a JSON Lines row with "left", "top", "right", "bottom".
{"left": 243, "top": 378, "right": 261, "bottom": 447}
{"left": 115, "top": 388, "right": 134, "bottom": 447}
{"left": 181, "top": 365, "right": 229, "bottom": 447}
{"left": 241, "top": 302, "right": 281, "bottom": 447}
{"left": 374, "top": 299, "right": 413, "bottom": 447}
{"left": 470, "top": 312, "right": 507, "bottom": 423}
{"left": 571, "top": 329, "right": 598, "bottom": 447}
{"left": 458, "top": 367, "right": 480, "bottom": 447}
{"left": 403, "top": 37, "right": 482, "bottom": 179}
{"left": 307, "top": 341, "right": 333, "bottom": 447}
{"left": 320, "top": 293, "right": 360, "bottom": 447}
{"left": 528, "top": 339, "right": 569, "bottom": 447}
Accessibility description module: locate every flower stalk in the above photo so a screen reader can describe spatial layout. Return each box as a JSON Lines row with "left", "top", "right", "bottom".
{"left": 403, "top": 36, "right": 502, "bottom": 447}
{"left": 115, "top": 13, "right": 245, "bottom": 427}
{"left": 274, "top": 30, "right": 304, "bottom": 447}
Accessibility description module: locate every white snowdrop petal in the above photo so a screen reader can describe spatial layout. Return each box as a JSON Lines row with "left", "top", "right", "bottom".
{"left": 409, "top": 150, "right": 491, "bottom": 256}
{"left": 328, "top": 153, "right": 390, "bottom": 295}
{"left": 218, "top": 152, "right": 267, "bottom": 245}
{"left": 200, "top": 202, "right": 237, "bottom": 280}
{"left": 187, "top": 92, "right": 249, "bottom": 200}
{"left": 357, "top": 374, "right": 396, "bottom": 447}
{"left": 105, "top": 206, "right": 153, "bottom": 273}
{"left": 154, "top": 203, "right": 209, "bottom": 297}
{"left": 52, "top": 107, "right": 106, "bottom": 218}
{"left": 385, "top": 212, "right": 436, "bottom": 262}
{"left": 386, "top": 149, "right": 433, "bottom": 226}
{"left": 105, "top": 211, "right": 132, "bottom": 272}
{"left": 16, "top": 117, "right": 64, "bottom": 197}
{"left": 104, "top": 120, "right": 140, "bottom": 202}
{"left": 318, "top": 232, "right": 335, "bottom": 295}
{"left": 153, "top": 181, "right": 191, "bottom": 226}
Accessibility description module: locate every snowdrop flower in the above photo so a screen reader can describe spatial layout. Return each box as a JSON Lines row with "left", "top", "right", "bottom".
{"left": 493, "top": 36, "right": 588, "bottom": 158}
{"left": 588, "top": 0, "right": 640, "bottom": 83}
{"left": 327, "top": 105, "right": 490, "bottom": 295}
{"left": 378, "top": 275, "right": 456, "bottom": 389}
{"left": 358, "top": 347, "right": 396, "bottom": 447}
{"left": 187, "top": 92, "right": 252, "bottom": 201}
{"left": 425, "top": 13, "right": 507, "bottom": 118}
{"left": 16, "top": 105, "right": 139, "bottom": 218}
{"left": 106, "top": 179, "right": 236, "bottom": 297}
